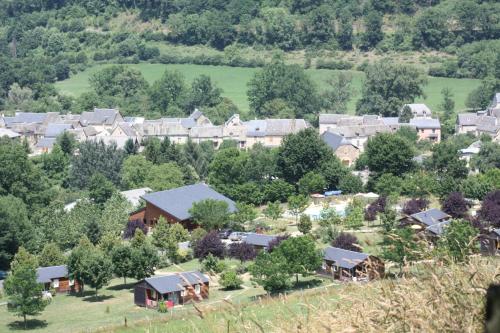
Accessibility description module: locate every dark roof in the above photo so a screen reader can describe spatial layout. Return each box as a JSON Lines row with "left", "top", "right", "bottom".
{"left": 425, "top": 220, "right": 451, "bottom": 236}
{"left": 409, "top": 118, "right": 441, "bottom": 129}
{"left": 141, "top": 183, "right": 236, "bottom": 221}
{"left": 411, "top": 208, "right": 450, "bottom": 227}
{"left": 492, "top": 229, "right": 500, "bottom": 237}
{"left": 321, "top": 131, "right": 355, "bottom": 151}
{"left": 144, "top": 271, "right": 208, "bottom": 294}
{"left": 323, "top": 247, "right": 370, "bottom": 269}
{"left": 36, "top": 265, "right": 68, "bottom": 283}
{"left": 45, "top": 123, "right": 72, "bottom": 138}
{"left": 243, "top": 233, "right": 277, "bottom": 248}
{"left": 36, "top": 137, "right": 56, "bottom": 149}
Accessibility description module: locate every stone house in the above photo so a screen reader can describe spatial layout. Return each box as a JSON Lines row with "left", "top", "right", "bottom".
{"left": 321, "top": 131, "right": 360, "bottom": 166}
{"left": 409, "top": 118, "right": 441, "bottom": 143}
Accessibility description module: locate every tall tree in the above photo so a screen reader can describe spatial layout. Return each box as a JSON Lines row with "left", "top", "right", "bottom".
{"left": 38, "top": 242, "right": 65, "bottom": 267}
{"left": 189, "top": 199, "right": 230, "bottom": 231}
{"left": 365, "top": 133, "right": 415, "bottom": 176}
{"left": 322, "top": 72, "right": 353, "bottom": 114}
{"left": 360, "top": 10, "right": 384, "bottom": 50}
{"left": 356, "top": 61, "right": 427, "bottom": 117}
{"left": 111, "top": 244, "right": 133, "bottom": 285}
{"left": 4, "top": 248, "right": 47, "bottom": 329}
{"left": 148, "top": 70, "right": 187, "bottom": 116}
{"left": 275, "top": 236, "right": 322, "bottom": 283}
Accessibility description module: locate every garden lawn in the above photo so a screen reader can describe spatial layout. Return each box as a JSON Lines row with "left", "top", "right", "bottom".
{"left": 56, "top": 64, "right": 480, "bottom": 115}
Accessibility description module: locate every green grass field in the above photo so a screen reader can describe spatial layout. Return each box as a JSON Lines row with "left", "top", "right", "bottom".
{"left": 56, "top": 63, "right": 480, "bottom": 115}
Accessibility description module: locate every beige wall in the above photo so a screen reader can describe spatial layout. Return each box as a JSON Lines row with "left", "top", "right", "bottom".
{"left": 456, "top": 125, "right": 476, "bottom": 135}
{"left": 335, "top": 145, "right": 360, "bottom": 167}
{"left": 417, "top": 128, "right": 441, "bottom": 142}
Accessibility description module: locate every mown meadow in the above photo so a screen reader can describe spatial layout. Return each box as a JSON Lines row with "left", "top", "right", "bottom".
{"left": 56, "top": 63, "right": 481, "bottom": 116}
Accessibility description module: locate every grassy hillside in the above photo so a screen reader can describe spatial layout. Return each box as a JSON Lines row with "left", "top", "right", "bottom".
{"left": 56, "top": 63, "right": 481, "bottom": 116}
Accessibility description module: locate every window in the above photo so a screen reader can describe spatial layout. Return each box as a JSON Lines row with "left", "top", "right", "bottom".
{"left": 195, "top": 284, "right": 201, "bottom": 295}
{"left": 52, "top": 279, "right": 59, "bottom": 288}
{"left": 69, "top": 279, "right": 74, "bottom": 286}
{"left": 181, "top": 289, "right": 186, "bottom": 297}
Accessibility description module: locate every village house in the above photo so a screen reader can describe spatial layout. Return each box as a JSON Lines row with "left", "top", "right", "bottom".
{"left": 34, "top": 123, "right": 73, "bottom": 154}
{"left": 134, "top": 271, "right": 209, "bottom": 308}
{"left": 399, "top": 208, "right": 451, "bottom": 237}
{"left": 79, "top": 108, "right": 124, "bottom": 131}
{"left": 37, "top": 265, "right": 80, "bottom": 294}
{"left": 321, "top": 131, "right": 360, "bottom": 166}
{"left": 244, "top": 118, "right": 309, "bottom": 148}
{"left": 319, "top": 247, "right": 384, "bottom": 281}
{"left": 0, "top": 128, "right": 21, "bottom": 139}
{"left": 409, "top": 118, "right": 441, "bottom": 142}
{"left": 455, "top": 94, "right": 500, "bottom": 141}
{"left": 1, "top": 112, "right": 61, "bottom": 147}
{"left": 480, "top": 229, "right": 500, "bottom": 256}
{"left": 129, "top": 183, "right": 236, "bottom": 230}
{"left": 402, "top": 104, "right": 432, "bottom": 118}
{"left": 243, "top": 233, "right": 278, "bottom": 251}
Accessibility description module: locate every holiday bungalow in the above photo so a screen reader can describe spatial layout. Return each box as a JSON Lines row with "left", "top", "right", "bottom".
{"left": 129, "top": 183, "right": 236, "bottom": 230}
{"left": 320, "top": 247, "right": 384, "bottom": 281}
{"left": 399, "top": 208, "right": 450, "bottom": 230}
{"left": 243, "top": 233, "right": 278, "bottom": 251}
{"left": 480, "top": 229, "right": 500, "bottom": 256}
{"left": 134, "top": 271, "right": 209, "bottom": 308}
{"left": 36, "top": 265, "right": 80, "bottom": 294}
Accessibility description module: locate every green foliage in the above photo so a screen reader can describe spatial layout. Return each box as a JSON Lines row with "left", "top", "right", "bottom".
{"left": 111, "top": 244, "right": 133, "bottom": 285}
{"left": 88, "top": 173, "right": 116, "bottom": 206}
{"left": 471, "top": 142, "right": 500, "bottom": 173}
{"left": 338, "top": 174, "right": 364, "bottom": 194}
{"left": 288, "top": 195, "right": 309, "bottom": 222}
{"left": 365, "top": 133, "right": 415, "bottom": 177}
{"left": 298, "top": 172, "right": 326, "bottom": 195}
{"left": 438, "top": 219, "right": 477, "bottom": 263}
{"left": 382, "top": 227, "right": 425, "bottom": 273}
{"left": 67, "top": 237, "right": 94, "bottom": 292}
{"left": 374, "top": 174, "right": 403, "bottom": 197}
{"left": 298, "top": 214, "right": 312, "bottom": 235}
{"left": 356, "top": 61, "right": 427, "bottom": 117}
{"left": 38, "top": 243, "right": 65, "bottom": 267}
{"left": 231, "top": 202, "right": 257, "bottom": 229}
{"left": 144, "top": 162, "right": 185, "bottom": 191}
{"left": 322, "top": 72, "right": 353, "bottom": 114}
{"left": 248, "top": 58, "right": 320, "bottom": 118}
{"left": 201, "top": 254, "right": 225, "bottom": 274}
{"left": 275, "top": 236, "right": 322, "bottom": 283}
{"left": 250, "top": 251, "right": 291, "bottom": 293}
{"left": 343, "top": 201, "right": 365, "bottom": 230}
{"left": 277, "top": 128, "right": 331, "bottom": 184}
{"left": 131, "top": 239, "right": 159, "bottom": 281}
{"left": 219, "top": 270, "right": 243, "bottom": 290}
{"left": 189, "top": 199, "right": 230, "bottom": 231}
{"left": 263, "top": 201, "right": 283, "bottom": 221}
{"left": 121, "top": 155, "right": 153, "bottom": 189}
{"left": 4, "top": 248, "right": 47, "bottom": 327}
{"left": 100, "top": 193, "right": 131, "bottom": 236}
{"left": 148, "top": 70, "right": 187, "bottom": 116}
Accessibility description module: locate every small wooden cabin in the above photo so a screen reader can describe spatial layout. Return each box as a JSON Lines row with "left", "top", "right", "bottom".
{"left": 480, "top": 229, "right": 500, "bottom": 256}
{"left": 36, "top": 265, "right": 81, "bottom": 294}
{"left": 134, "top": 271, "right": 209, "bottom": 308}
{"left": 319, "top": 247, "right": 384, "bottom": 281}
{"left": 399, "top": 208, "right": 450, "bottom": 231}
{"left": 243, "top": 233, "right": 278, "bottom": 251}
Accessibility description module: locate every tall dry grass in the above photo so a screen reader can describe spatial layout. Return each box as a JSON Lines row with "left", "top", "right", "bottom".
{"left": 112, "top": 257, "right": 499, "bottom": 333}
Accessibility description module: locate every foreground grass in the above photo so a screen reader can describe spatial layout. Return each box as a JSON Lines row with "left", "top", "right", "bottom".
{"left": 110, "top": 257, "right": 499, "bottom": 333}
{"left": 56, "top": 63, "right": 480, "bottom": 115}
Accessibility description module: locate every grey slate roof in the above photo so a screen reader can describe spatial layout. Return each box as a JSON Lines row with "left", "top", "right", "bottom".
{"left": 144, "top": 271, "right": 209, "bottom": 294}
{"left": 190, "top": 126, "right": 223, "bottom": 138}
{"left": 45, "top": 123, "right": 72, "bottom": 138}
{"left": 382, "top": 117, "right": 400, "bottom": 126}
{"left": 189, "top": 110, "right": 203, "bottom": 120}
{"left": 80, "top": 108, "right": 122, "bottom": 126}
{"left": 36, "top": 137, "right": 56, "bottom": 149}
{"left": 141, "top": 183, "right": 236, "bottom": 221}
{"left": 410, "top": 208, "right": 450, "bottom": 227}
{"left": 318, "top": 114, "right": 351, "bottom": 125}
{"left": 403, "top": 104, "right": 432, "bottom": 117}
{"left": 426, "top": 220, "right": 451, "bottom": 236}
{"left": 477, "top": 116, "right": 499, "bottom": 134}
{"left": 36, "top": 265, "right": 68, "bottom": 283}
{"left": 245, "top": 120, "right": 267, "bottom": 137}
{"left": 243, "top": 233, "right": 278, "bottom": 248}
{"left": 323, "top": 247, "right": 369, "bottom": 269}
{"left": 409, "top": 118, "right": 441, "bottom": 129}
{"left": 457, "top": 113, "right": 479, "bottom": 126}
{"left": 0, "top": 128, "right": 21, "bottom": 138}
{"left": 321, "top": 131, "right": 355, "bottom": 151}
{"left": 11, "top": 112, "right": 48, "bottom": 124}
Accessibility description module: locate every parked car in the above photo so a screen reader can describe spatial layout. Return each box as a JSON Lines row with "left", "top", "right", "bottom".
{"left": 229, "top": 232, "right": 247, "bottom": 241}
{"left": 218, "top": 229, "right": 233, "bottom": 239}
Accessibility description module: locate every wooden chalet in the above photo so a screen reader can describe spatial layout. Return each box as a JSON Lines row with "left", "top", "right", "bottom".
{"left": 319, "top": 247, "right": 384, "bottom": 281}
{"left": 399, "top": 208, "right": 450, "bottom": 231}
{"left": 36, "top": 265, "right": 81, "bottom": 294}
{"left": 129, "top": 183, "right": 236, "bottom": 230}
{"left": 480, "top": 229, "right": 500, "bottom": 256}
{"left": 134, "top": 271, "right": 209, "bottom": 308}
{"left": 243, "top": 233, "right": 278, "bottom": 251}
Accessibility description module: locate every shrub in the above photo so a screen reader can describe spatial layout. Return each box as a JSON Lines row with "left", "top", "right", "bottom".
{"left": 194, "top": 232, "right": 225, "bottom": 260}
{"left": 267, "top": 235, "right": 290, "bottom": 253}
{"left": 402, "top": 198, "right": 429, "bottom": 216}
{"left": 331, "top": 232, "right": 361, "bottom": 252}
{"left": 442, "top": 192, "right": 469, "bottom": 219}
{"left": 228, "top": 243, "right": 257, "bottom": 262}
{"left": 316, "top": 59, "right": 354, "bottom": 70}
{"left": 364, "top": 196, "right": 387, "bottom": 221}
{"left": 219, "top": 270, "right": 243, "bottom": 290}
{"left": 123, "top": 220, "right": 148, "bottom": 239}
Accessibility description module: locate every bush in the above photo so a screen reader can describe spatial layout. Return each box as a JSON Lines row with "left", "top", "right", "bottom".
{"left": 219, "top": 270, "right": 243, "bottom": 290}
{"left": 123, "top": 220, "right": 148, "bottom": 239}
{"left": 194, "top": 232, "right": 225, "bottom": 260}
{"left": 316, "top": 59, "right": 354, "bottom": 70}
{"left": 402, "top": 198, "right": 429, "bottom": 216}
{"left": 201, "top": 253, "right": 225, "bottom": 274}
{"left": 158, "top": 301, "right": 168, "bottom": 313}
{"left": 331, "top": 232, "right": 361, "bottom": 252}
{"left": 228, "top": 243, "right": 257, "bottom": 262}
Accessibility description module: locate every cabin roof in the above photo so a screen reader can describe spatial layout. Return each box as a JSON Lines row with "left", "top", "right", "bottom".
{"left": 243, "top": 233, "right": 278, "bottom": 248}
{"left": 141, "top": 183, "right": 236, "bottom": 221}
{"left": 323, "top": 247, "right": 370, "bottom": 269}
{"left": 144, "top": 271, "right": 208, "bottom": 294}
{"left": 36, "top": 265, "right": 68, "bottom": 283}
{"left": 410, "top": 208, "right": 450, "bottom": 227}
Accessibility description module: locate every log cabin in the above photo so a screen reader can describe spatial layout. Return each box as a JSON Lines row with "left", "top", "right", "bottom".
{"left": 319, "top": 247, "right": 384, "bottom": 281}
{"left": 134, "top": 271, "right": 209, "bottom": 308}
{"left": 129, "top": 183, "right": 236, "bottom": 230}
{"left": 243, "top": 233, "right": 278, "bottom": 251}
{"left": 36, "top": 265, "right": 81, "bottom": 294}
{"left": 399, "top": 208, "right": 450, "bottom": 231}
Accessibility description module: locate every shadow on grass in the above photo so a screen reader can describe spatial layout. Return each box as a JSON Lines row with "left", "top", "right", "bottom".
{"left": 292, "top": 278, "right": 323, "bottom": 290}
{"left": 8, "top": 319, "right": 48, "bottom": 330}
{"left": 83, "top": 294, "right": 115, "bottom": 302}
{"left": 107, "top": 282, "right": 135, "bottom": 291}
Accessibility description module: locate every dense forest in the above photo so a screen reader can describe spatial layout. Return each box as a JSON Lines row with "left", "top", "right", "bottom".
{"left": 0, "top": 0, "right": 498, "bottom": 117}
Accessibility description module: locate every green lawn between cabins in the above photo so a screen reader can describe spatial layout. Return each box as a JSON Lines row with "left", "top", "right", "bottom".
{"left": 55, "top": 63, "right": 480, "bottom": 116}
{"left": 0, "top": 259, "right": 330, "bottom": 333}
